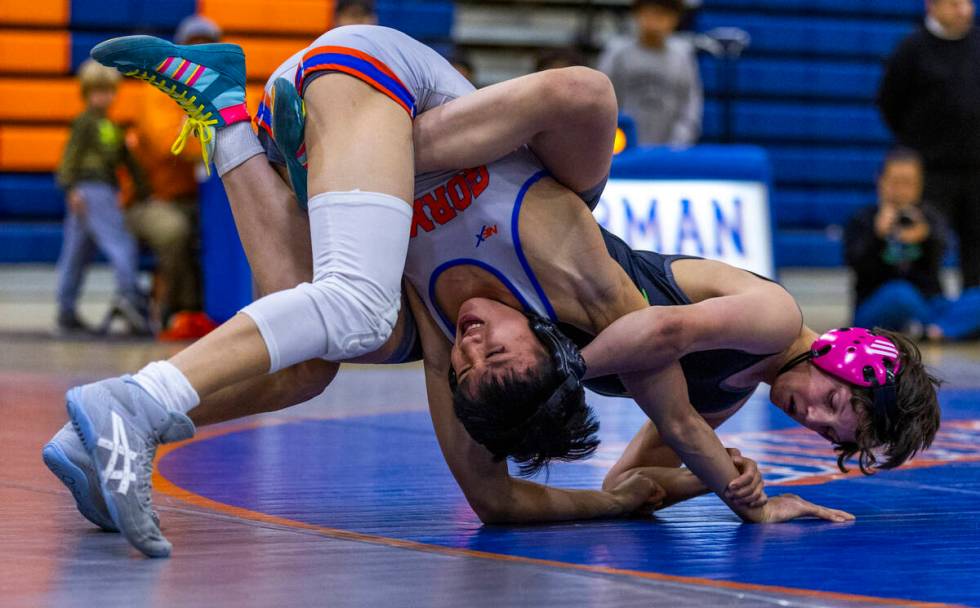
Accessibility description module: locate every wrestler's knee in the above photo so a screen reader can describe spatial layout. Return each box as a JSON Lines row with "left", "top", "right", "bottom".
{"left": 285, "top": 358, "right": 340, "bottom": 403}
{"left": 301, "top": 274, "right": 401, "bottom": 360}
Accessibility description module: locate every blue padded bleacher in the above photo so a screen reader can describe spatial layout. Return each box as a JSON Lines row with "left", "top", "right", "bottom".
{"left": 767, "top": 147, "right": 886, "bottom": 186}
{"left": 737, "top": 103, "right": 888, "bottom": 143}
{"left": 0, "top": 174, "right": 63, "bottom": 219}
{"left": 771, "top": 189, "right": 873, "bottom": 229}
{"left": 69, "top": 0, "right": 195, "bottom": 30}
{"left": 701, "top": 103, "right": 888, "bottom": 144}
{"left": 0, "top": 223, "right": 63, "bottom": 263}
{"left": 703, "top": 0, "right": 922, "bottom": 18}
{"left": 378, "top": 1, "right": 454, "bottom": 41}
{"left": 774, "top": 230, "right": 843, "bottom": 267}
{"left": 701, "top": 58, "right": 883, "bottom": 101}
{"left": 693, "top": 3, "right": 923, "bottom": 266}
{"left": 697, "top": 13, "right": 914, "bottom": 59}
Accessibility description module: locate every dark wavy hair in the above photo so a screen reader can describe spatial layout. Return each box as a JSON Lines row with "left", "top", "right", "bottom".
{"left": 452, "top": 353, "right": 600, "bottom": 477}
{"left": 835, "top": 329, "right": 942, "bottom": 474}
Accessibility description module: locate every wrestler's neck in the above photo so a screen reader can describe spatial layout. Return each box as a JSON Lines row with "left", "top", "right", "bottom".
{"left": 430, "top": 256, "right": 615, "bottom": 332}
{"left": 759, "top": 325, "right": 821, "bottom": 385}
{"left": 432, "top": 265, "right": 525, "bottom": 324}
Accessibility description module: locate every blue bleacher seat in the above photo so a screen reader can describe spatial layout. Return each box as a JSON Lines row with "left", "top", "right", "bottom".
{"left": 0, "top": 222, "right": 63, "bottom": 263}
{"left": 700, "top": 101, "right": 889, "bottom": 144}
{"left": 701, "top": 57, "right": 883, "bottom": 101}
{"left": 696, "top": 13, "right": 914, "bottom": 59}
{"left": 69, "top": 0, "right": 135, "bottom": 29}
{"left": 0, "top": 174, "right": 64, "bottom": 219}
{"left": 774, "top": 230, "right": 843, "bottom": 267}
{"left": 771, "top": 189, "right": 873, "bottom": 229}
{"left": 734, "top": 102, "right": 890, "bottom": 143}
{"left": 377, "top": 1, "right": 454, "bottom": 41}
{"left": 70, "top": 0, "right": 194, "bottom": 31}
{"left": 768, "top": 146, "right": 886, "bottom": 186}
{"left": 702, "top": 0, "right": 923, "bottom": 18}
{"left": 133, "top": 0, "right": 196, "bottom": 32}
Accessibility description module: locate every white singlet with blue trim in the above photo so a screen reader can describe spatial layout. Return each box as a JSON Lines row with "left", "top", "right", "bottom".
{"left": 256, "top": 25, "right": 558, "bottom": 340}
{"left": 406, "top": 148, "right": 558, "bottom": 340}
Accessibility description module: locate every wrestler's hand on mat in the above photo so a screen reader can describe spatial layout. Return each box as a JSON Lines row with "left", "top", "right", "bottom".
{"left": 761, "top": 494, "right": 855, "bottom": 523}
{"left": 724, "top": 448, "right": 767, "bottom": 509}
{"left": 609, "top": 471, "right": 667, "bottom": 515}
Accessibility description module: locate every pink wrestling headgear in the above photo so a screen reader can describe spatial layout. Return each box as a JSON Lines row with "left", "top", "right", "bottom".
{"left": 778, "top": 328, "right": 903, "bottom": 435}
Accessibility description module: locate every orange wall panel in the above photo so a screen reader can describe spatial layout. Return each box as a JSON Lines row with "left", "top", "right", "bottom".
{"left": 0, "top": 0, "right": 68, "bottom": 27}
{"left": 0, "top": 126, "right": 68, "bottom": 172}
{"left": 0, "top": 31, "right": 69, "bottom": 74}
{"left": 0, "top": 79, "right": 82, "bottom": 122}
{"left": 201, "top": 0, "right": 332, "bottom": 36}
{"left": 225, "top": 36, "right": 310, "bottom": 81}
{"left": 109, "top": 81, "right": 143, "bottom": 124}
{"left": 0, "top": 79, "right": 142, "bottom": 123}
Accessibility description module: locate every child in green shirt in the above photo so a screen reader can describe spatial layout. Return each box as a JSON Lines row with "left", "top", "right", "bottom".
{"left": 55, "top": 59, "right": 151, "bottom": 334}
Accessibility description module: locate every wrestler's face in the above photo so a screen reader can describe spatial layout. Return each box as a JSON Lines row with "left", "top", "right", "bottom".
{"left": 450, "top": 298, "right": 548, "bottom": 394}
{"left": 770, "top": 364, "right": 861, "bottom": 444}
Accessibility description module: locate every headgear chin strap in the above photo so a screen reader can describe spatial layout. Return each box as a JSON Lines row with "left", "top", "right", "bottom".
{"left": 447, "top": 313, "right": 587, "bottom": 457}
{"left": 778, "top": 328, "right": 903, "bottom": 435}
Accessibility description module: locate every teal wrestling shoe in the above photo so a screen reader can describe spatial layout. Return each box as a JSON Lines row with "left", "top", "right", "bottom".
{"left": 271, "top": 77, "right": 310, "bottom": 209}
{"left": 43, "top": 423, "right": 119, "bottom": 532}
{"left": 66, "top": 376, "right": 195, "bottom": 558}
{"left": 90, "top": 35, "right": 249, "bottom": 173}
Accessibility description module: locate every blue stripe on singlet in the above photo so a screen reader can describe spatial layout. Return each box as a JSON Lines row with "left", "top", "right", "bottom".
{"left": 427, "top": 258, "right": 535, "bottom": 338}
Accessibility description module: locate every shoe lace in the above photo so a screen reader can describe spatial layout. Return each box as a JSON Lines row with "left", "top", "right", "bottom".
{"left": 125, "top": 69, "right": 218, "bottom": 175}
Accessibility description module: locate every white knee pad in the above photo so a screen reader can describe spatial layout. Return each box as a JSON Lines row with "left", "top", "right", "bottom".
{"left": 241, "top": 190, "right": 411, "bottom": 371}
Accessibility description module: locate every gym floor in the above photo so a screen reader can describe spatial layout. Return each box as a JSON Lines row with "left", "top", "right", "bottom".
{"left": 1, "top": 269, "right": 978, "bottom": 608}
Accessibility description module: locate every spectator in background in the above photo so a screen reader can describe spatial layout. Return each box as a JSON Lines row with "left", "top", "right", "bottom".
{"left": 56, "top": 60, "right": 150, "bottom": 335}
{"left": 535, "top": 48, "right": 584, "bottom": 72}
{"left": 127, "top": 15, "right": 219, "bottom": 336}
{"left": 878, "top": 0, "right": 980, "bottom": 290}
{"left": 844, "top": 148, "right": 980, "bottom": 341}
{"left": 597, "top": 0, "right": 702, "bottom": 146}
{"left": 334, "top": 0, "right": 377, "bottom": 27}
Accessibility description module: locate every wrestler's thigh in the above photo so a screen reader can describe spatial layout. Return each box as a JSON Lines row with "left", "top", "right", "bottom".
{"left": 303, "top": 75, "right": 415, "bottom": 202}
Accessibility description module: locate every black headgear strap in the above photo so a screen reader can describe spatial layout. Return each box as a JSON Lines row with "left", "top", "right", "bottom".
{"left": 777, "top": 345, "right": 900, "bottom": 437}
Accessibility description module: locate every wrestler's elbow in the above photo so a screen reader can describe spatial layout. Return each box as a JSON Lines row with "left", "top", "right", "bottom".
{"left": 540, "top": 67, "right": 617, "bottom": 123}
{"left": 640, "top": 307, "right": 689, "bottom": 362}
{"left": 469, "top": 494, "right": 512, "bottom": 524}
{"left": 659, "top": 410, "right": 711, "bottom": 455}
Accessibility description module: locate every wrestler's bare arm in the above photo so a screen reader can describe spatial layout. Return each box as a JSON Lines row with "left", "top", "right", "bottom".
{"left": 404, "top": 285, "right": 659, "bottom": 523}
{"left": 581, "top": 262, "right": 802, "bottom": 380}
{"left": 601, "top": 416, "right": 767, "bottom": 511}
{"left": 413, "top": 67, "right": 617, "bottom": 194}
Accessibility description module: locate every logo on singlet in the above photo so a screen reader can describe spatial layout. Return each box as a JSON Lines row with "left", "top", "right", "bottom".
{"left": 475, "top": 224, "right": 498, "bottom": 247}
{"left": 410, "top": 166, "right": 490, "bottom": 238}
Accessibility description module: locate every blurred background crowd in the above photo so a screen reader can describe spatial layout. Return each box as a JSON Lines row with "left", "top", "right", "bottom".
{"left": 0, "top": 0, "right": 978, "bottom": 342}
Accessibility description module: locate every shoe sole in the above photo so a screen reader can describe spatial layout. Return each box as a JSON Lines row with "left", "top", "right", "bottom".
{"left": 91, "top": 35, "right": 244, "bottom": 74}
{"left": 41, "top": 441, "right": 118, "bottom": 532}
{"left": 66, "top": 389, "right": 172, "bottom": 558}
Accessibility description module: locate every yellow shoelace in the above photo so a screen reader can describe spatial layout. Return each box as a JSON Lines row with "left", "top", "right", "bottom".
{"left": 125, "top": 69, "right": 219, "bottom": 175}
